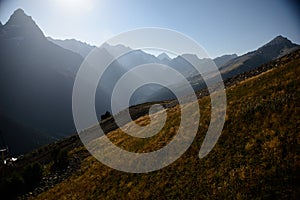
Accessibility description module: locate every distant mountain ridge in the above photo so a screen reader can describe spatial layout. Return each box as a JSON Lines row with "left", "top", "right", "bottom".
{"left": 47, "top": 37, "right": 95, "bottom": 58}
{"left": 214, "top": 54, "right": 237, "bottom": 67}
{"left": 51, "top": 36, "right": 238, "bottom": 69}
{"left": 147, "top": 36, "right": 299, "bottom": 101}
{"left": 157, "top": 52, "right": 171, "bottom": 61}
{"left": 51, "top": 33, "right": 299, "bottom": 105}
{"left": 219, "top": 35, "right": 300, "bottom": 79}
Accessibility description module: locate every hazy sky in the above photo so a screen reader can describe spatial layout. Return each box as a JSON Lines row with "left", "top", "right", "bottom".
{"left": 0, "top": 0, "right": 299, "bottom": 58}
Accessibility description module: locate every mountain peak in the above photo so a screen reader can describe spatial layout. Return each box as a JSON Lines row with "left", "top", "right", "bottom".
{"left": 264, "top": 35, "right": 294, "bottom": 47}
{"left": 7, "top": 8, "right": 30, "bottom": 25}
{"left": 13, "top": 8, "right": 26, "bottom": 15}
{"left": 157, "top": 52, "right": 171, "bottom": 61}
{"left": 256, "top": 35, "right": 298, "bottom": 55}
{"left": 273, "top": 35, "right": 287, "bottom": 41}
{"left": 272, "top": 35, "right": 290, "bottom": 42}
{"left": 4, "top": 8, "right": 45, "bottom": 39}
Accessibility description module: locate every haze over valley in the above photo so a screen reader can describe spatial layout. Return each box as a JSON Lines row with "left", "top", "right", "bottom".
{"left": 0, "top": 1, "right": 299, "bottom": 199}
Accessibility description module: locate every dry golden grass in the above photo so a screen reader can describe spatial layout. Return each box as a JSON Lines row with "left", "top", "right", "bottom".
{"left": 34, "top": 54, "right": 300, "bottom": 199}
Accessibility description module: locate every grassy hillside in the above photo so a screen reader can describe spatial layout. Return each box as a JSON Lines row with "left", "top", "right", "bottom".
{"left": 34, "top": 51, "right": 299, "bottom": 199}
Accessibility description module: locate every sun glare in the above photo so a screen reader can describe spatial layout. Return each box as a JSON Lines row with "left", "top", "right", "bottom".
{"left": 57, "top": 0, "right": 94, "bottom": 13}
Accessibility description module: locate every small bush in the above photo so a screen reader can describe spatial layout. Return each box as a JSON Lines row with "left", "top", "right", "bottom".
{"left": 51, "top": 149, "right": 69, "bottom": 171}
{"left": 101, "top": 111, "right": 111, "bottom": 120}
{"left": 22, "top": 162, "right": 43, "bottom": 190}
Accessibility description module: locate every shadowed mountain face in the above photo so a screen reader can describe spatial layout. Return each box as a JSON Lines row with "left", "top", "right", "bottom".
{"left": 0, "top": 9, "right": 168, "bottom": 154}
{"left": 0, "top": 114, "right": 55, "bottom": 155}
{"left": 0, "top": 9, "right": 83, "bottom": 154}
{"left": 220, "top": 35, "right": 300, "bottom": 79}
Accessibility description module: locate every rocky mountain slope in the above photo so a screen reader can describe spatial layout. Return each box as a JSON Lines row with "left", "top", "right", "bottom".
{"left": 219, "top": 35, "right": 299, "bottom": 79}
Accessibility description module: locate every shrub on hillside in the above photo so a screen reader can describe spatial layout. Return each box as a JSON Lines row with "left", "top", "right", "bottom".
{"left": 22, "top": 162, "right": 43, "bottom": 190}
{"left": 51, "top": 149, "right": 69, "bottom": 171}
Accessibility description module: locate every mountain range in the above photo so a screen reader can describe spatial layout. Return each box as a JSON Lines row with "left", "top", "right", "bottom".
{"left": 46, "top": 37, "right": 95, "bottom": 58}
{"left": 0, "top": 8, "right": 299, "bottom": 155}
{"left": 2, "top": 48, "right": 299, "bottom": 199}
{"left": 50, "top": 34, "right": 299, "bottom": 103}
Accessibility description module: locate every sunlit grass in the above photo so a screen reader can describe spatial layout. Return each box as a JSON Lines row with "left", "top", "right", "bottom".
{"left": 34, "top": 53, "right": 300, "bottom": 199}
